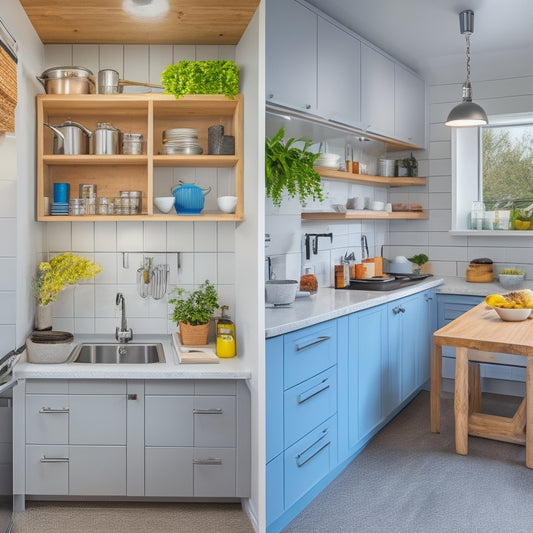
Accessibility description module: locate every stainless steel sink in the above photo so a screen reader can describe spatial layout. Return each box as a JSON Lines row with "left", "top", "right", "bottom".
{"left": 70, "top": 343, "right": 165, "bottom": 364}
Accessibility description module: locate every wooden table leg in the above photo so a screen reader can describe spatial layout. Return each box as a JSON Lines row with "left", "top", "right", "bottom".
{"left": 526, "top": 359, "right": 533, "bottom": 468}
{"left": 468, "top": 360, "right": 481, "bottom": 414}
{"left": 455, "top": 347, "right": 469, "bottom": 455}
{"left": 430, "top": 343, "right": 442, "bottom": 433}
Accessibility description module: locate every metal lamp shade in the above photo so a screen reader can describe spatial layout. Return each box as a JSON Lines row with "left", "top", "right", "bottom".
{"left": 445, "top": 100, "right": 488, "bottom": 127}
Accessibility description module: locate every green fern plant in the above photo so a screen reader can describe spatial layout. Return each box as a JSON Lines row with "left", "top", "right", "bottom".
{"left": 265, "top": 127, "right": 324, "bottom": 207}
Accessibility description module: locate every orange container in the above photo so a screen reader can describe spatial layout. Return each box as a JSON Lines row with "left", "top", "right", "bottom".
{"left": 355, "top": 263, "right": 365, "bottom": 279}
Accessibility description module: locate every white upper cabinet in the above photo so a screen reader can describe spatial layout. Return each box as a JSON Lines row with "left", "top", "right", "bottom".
{"left": 317, "top": 18, "right": 361, "bottom": 128}
{"left": 395, "top": 64, "right": 426, "bottom": 148}
{"left": 361, "top": 44, "right": 395, "bottom": 139}
{"left": 266, "top": 0, "right": 317, "bottom": 113}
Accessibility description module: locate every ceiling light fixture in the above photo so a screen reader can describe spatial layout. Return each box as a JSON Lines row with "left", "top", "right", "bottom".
{"left": 122, "top": 0, "right": 169, "bottom": 19}
{"left": 445, "top": 10, "right": 488, "bottom": 127}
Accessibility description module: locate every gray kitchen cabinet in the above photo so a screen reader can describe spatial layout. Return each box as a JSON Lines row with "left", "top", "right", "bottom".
{"left": 361, "top": 44, "right": 395, "bottom": 139}
{"left": 317, "top": 17, "right": 361, "bottom": 127}
{"left": 16, "top": 378, "right": 250, "bottom": 505}
{"left": 266, "top": 0, "right": 317, "bottom": 113}
{"left": 395, "top": 63, "right": 426, "bottom": 148}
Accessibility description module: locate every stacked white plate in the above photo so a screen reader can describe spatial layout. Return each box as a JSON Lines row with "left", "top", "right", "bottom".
{"left": 159, "top": 128, "right": 203, "bottom": 155}
{"left": 315, "top": 152, "right": 341, "bottom": 169}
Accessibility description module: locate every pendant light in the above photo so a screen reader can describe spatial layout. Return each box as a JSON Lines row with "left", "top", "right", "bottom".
{"left": 445, "top": 10, "right": 488, "bottom": 127}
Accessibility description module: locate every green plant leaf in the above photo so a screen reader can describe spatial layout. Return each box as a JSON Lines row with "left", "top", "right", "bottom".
{"left": 169, "top": 280, "right": 219, "bottom": 326}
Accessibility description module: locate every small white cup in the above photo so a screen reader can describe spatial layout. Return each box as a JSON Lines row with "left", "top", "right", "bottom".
{"left": 217, "top": 195, "right": 238, "bottom": 213}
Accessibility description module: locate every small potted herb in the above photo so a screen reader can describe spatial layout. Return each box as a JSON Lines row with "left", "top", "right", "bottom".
{"left": 169, "top": 280, "right": 219, "bottom": 345}
{"left": 408, "top": 253, "right": 430, "bottom": 275}
{"left": 265, "top": 127, "right": 324, "bottom": 207}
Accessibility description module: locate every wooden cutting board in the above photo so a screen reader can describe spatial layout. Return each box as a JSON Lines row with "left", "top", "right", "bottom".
{"left": 172, "top": 331, "right": 219, "bottom": 364}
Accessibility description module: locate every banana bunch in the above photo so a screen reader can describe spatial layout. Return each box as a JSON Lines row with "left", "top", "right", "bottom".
{"left": 485, "top": 289, "right": 533, "bottom": 309}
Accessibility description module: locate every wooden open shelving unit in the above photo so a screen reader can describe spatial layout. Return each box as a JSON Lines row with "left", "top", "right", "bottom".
{"left": 36, "top": 94, "right": 243, "bottom": 222}
{"left": 303, "top": 166, "right": 428, "bottom": 221}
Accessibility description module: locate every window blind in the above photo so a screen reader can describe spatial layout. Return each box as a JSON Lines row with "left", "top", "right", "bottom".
{"left": 0, "top": 18, "right": 17, "bottom": 134}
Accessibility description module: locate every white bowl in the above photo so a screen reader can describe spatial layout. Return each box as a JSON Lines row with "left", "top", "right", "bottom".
{"left": 154, "top": 196, "right": 175, "bottom": 213}
{"left": 265, "top": 280, "right": 298, "bottom": 305}
{"left": 371, "top": 201, "right": 385, "bottom": 211}
{"left": 493, "top": 307, "right": 531, "bottom": 322}
{"left": 499, "top": 273, "right": 525, "bottom": 290}
{"left": 217, "top": 195, "right": 238, "bottom": 213}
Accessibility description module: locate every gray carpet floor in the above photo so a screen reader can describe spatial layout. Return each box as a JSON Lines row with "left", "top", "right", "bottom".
{"left": 283, "top": 390, "right": 533, "bottom": 533}
{"left": 12, "top": 501, "right": 254, "bottom": 533}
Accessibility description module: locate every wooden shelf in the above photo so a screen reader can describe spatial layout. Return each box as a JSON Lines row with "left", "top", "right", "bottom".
{"left": 314, "top": 167, "right": 426, "bottom": 187}
{"left": 301, "top": 210, "right": 428, "bottom": 221}
{"left": 41, "top": 212, "right": 244, "bottom": 222}
{"left": 43, "top": 155, "right": 148, "bottom": 166}
{"left": 37, "top": 94, "right": 244, "bottom": 222}
{"left": 153, "top": 155, "right": 238, "bottom": 168}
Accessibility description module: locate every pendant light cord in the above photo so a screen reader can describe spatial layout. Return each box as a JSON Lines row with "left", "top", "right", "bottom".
{"left": 465, "top": 33, "right": 471, "bottom": 84}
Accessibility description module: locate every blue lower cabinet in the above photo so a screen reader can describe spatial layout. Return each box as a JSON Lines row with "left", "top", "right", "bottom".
{"left": 266, "top": 453, "right": 284, "bottom": 526}
{"left": 284, "top": 415, "right": 338, "bottom": 509}
{"left": 266, "top": 336, "right": 284, "bottom": 463}
{"left": 284, "top": 366, "right": 337, "bottom": 448}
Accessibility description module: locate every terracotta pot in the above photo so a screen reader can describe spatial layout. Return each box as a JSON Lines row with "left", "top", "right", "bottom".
{"left": 35, "top": 303, "right": 53, "bottom": 331}
{"left": 179, "top": 321, "right": 209, "bottom": 346}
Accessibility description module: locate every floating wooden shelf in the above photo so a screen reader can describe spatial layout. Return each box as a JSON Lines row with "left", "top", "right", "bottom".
{"left": 40, "top": 212, "right": 244, "bottom": 222}
{"left": 314, "top": 167, "right": 426, "bottom": 187}
{"left": 301, "top": 210, "right": 428, "bottom": 221}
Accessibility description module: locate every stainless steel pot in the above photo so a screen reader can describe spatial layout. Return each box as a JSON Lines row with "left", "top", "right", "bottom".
{"left": 37, "top": 66, "right": 95, "bottom": 94}
{"left": 43, "top": 120, "right": 92, "bottom": 155}
{"left": 93, "top": 122, "right": 120, "bottom": 155}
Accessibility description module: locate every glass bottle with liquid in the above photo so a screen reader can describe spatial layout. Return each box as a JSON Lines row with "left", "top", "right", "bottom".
{"left": 216, "top": 305, "right": 236, "bottom": 358}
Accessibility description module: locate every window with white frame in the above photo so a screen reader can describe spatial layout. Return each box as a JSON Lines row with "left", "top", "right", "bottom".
{"left": 452, "top": 113, "right": 533, "bottom": 231}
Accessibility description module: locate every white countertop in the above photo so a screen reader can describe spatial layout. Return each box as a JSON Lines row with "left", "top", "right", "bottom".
{"left": 14, "top": 334, "right": 251, "bottom": 380}
{"left": 265, "top": 275, "right": 532, "bottom": 338}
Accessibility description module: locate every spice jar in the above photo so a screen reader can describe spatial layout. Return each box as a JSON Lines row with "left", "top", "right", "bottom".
{"left": 121, "top": 133, "right": 144, "bottom": 155}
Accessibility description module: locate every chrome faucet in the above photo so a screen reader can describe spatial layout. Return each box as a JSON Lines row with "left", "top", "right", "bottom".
{"left": 115, "top": 293, "right": 133, "bottom": 343}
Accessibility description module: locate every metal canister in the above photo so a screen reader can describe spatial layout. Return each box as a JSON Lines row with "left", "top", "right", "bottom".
{"left": 93, "top": 122, "right": 120, "bottom": 155}
{"left": 121, "top": 133, "right": 143, "bottom": 155}
{"left": 98, "top": 69, "right": 119, "bottom": 94}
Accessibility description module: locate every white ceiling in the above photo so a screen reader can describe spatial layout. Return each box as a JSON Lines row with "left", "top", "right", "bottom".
{"left": 305, "top": 0, "right": 533, "bottom": 76}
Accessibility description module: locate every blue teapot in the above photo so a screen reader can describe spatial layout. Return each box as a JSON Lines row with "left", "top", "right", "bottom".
{"left": 171, "top": 182, "right": 211, "bottom": 215}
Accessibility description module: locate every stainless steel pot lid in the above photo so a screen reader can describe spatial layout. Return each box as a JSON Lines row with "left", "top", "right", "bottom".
{"left": 41, "top": 66, "right": 94, "bottom": 79}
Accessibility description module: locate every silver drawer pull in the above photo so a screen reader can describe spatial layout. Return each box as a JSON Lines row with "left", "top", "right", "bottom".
{"left": 39, "top": 407, "right": 69, "bottom": 414}
{"left": 295, "top": 335, "right": 330, "bottom": 352}
{"left": 193, "top": 458, "right": 222, "bottom": 465}
{"left": 297, "top": 379, "right": 330, "bottom": 405}
{"left": 40, "top": 456, "right": 69, "bottom": 463}
{"left": 193, "top": 408, "right": 223, "bottom": 415}
{"left": 296, "top": 429, "right": 330, "bottom": 468}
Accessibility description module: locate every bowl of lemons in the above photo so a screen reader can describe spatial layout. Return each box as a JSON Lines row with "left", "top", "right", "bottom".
{"left": 485, "top": 290, "right": 533, "bottom": 321}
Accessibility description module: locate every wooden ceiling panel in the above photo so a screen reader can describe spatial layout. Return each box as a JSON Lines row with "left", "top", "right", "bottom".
{"left": 19, "top": 0, "right": 261, "bottom": 44}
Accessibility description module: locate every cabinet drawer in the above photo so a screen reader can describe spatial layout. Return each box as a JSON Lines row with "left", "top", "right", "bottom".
{"left": 193, "top": 447, "right": 236, "bottom": 497}
{"left": 284, "top": 320, "right": 337, "bottom": 389}
{"left": 194, "top": 396, "right": 236, "bottom": 447}
{"left": 284, "top": 366, "right": 337, "bottom": 447}
{"left": 26, "top": 395, "right": 69, "bottom": 445}
{"left": 145, "top": 447, "right": 194, "bottom": 497}
{"left": 145, "top": 396, "right": 194, "bottom": 446}
{"left": 266, "top": 454, "right": 284, "bottom": 526}
{"left": 26, "top": 445, "right": 69, "bottom": 494}
{"left": 144, "top": 380, "right": 194, "bottom": 395}
{"left": 69, "top": 446, "right": 126, "bottom": 495}
{"left": 284, "top": 415, "right": 337, "bottom": 509}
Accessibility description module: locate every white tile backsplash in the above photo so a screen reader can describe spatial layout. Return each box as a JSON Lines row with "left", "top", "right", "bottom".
{"left": 0, "top": 220, "right": 17, "bottom": 257}
{"left": 71, "top": 222, "right": 95, "bottom": 252}
{"left": 193, "top": 253, "right": 218, "bottom": 284}
{"left": 194, "top": 222, "right": 218, "bottom": 252}
{"left": 117, "top": 222, "right": 144, "bottom": 251}
{"left": 0, "top": 181, "right": 17, "bottom": 218}
{"left": 143, "top": 222, "right": 167, "bottom": 252}
{"left": 94, "top": 222, "right": 117, "bottom": 252}
{"left": 167, "top": 222, "right": 194, "bottom": 252}
{"left": 0, "top": 325, "right": 16, "bottom": 356}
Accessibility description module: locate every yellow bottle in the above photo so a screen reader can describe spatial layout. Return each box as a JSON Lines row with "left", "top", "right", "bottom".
{"left": 216, "top": 306, "right": 236, "bottom": 358}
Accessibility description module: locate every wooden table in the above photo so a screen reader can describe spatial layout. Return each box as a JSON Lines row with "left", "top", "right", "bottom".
{"left": 430, "top": 301, "right": 533, "bottom": 467}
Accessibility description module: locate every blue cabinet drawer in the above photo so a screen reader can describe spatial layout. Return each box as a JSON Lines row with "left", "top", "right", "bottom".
{"left": 266, "top": 453, "right": 284, "bottom": 526}
{"left": 284, "top": 320, "right": 337, "bottom": 389}
{"left": 284, "top": 415, "right": 337, "bottom": 509}
{"left": 284, "top": 366, "right": 337, "bottom": 447}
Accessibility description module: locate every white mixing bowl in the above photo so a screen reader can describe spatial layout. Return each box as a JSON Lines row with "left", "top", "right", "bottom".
{"left": 154, "top": 197, "right": 175, "bottom": 213}
{"left": 217, "top": 195, "right": 238, "bottom": 213}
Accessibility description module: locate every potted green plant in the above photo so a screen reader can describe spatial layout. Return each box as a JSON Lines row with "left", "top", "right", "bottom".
{"left": 169, "top": 280, "right": 219, "bottom": 345}
{"left": 265, "top": 127, "right": 324, "bottom": 207}
{"left": 408, "top": 253, "right": 430, "bottom": 275}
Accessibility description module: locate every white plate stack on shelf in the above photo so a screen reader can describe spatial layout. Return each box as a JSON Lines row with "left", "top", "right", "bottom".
{"left": 315, "top": 153, "right": 341, "bottom": 169}
{"left": 159, "top": 128, "right": 203, "bottom": 155}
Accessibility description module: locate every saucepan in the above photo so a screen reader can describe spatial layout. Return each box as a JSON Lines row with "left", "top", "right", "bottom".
{"left": 98, "top": 69, "right": 164, "bottom": 94}
{"left": 37, "top": 66, "right": 96, "bottom": 94}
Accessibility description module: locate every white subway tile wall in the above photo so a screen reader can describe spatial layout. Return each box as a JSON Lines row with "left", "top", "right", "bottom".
{"left": 43, "top": 44, "right": 237, "bottom": 334}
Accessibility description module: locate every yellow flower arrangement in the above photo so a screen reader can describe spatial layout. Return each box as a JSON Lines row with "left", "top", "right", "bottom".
{"left": 34, "top": 253, "right": 102, "bottom": 306}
